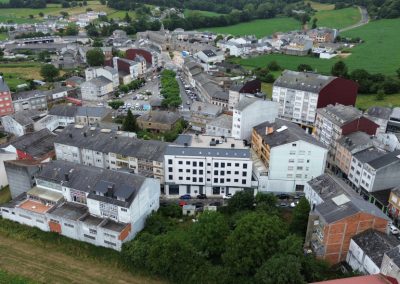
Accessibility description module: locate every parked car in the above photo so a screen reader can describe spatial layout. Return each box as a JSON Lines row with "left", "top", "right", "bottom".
{"left": 279, "top": 202, "right": 289, "bottom": 208}
{"left": 223, "top": 193, "right": 232, "bottom": 199}
{"left": 277, "top": 193, "right": 290, "bottom": 200}
{"left": 132, "top": 95, "right": 137, "bottom": 100}
{"left": 179, "top": 201, "right": 187, "bottom": 207}
{"left": 197, "top": 194, "right": 207, "bottom": 199}
{"left": 209, "top": 201, "right": 222, "bottom": 207}
{"left": 194, "top": 202, "right": 203, "bottom": 208}
{"left": 290, "top": 201, "right": 299, "bottom": 208}
{"left": 179, "top": 194, "right": 191, "bottom": 200}
{"left": 186, "top": 100, "right": 191, "bottom": 105}
{"left": 390, "top": 225, "right": 399, "bottom": 235}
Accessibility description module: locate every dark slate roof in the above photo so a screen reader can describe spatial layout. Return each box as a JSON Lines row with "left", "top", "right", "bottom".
{"left": 11, "top": 90, "right": 46, "bottom": 100}
{"left": 367, "top": 150, "right": 400, "bottom": 170}
{"left": 352, "top": 229, "right": 399, "bottom": 267}
{"left": 8, "top": 110, "right": 45, "bottom": 126}
{"left": 49, "top": 202, "right": 88, "bottom": 220}
{"left": 317, "top": 104, "right": 362, "bottom": 127}
{"left": 337, "top": 131, "right": 374, "bottom": 153}
{"left": 353, "top": 147, "right": 387, "bottom": 164}
{"left": 66, "top": 76, "right": 85, "bottom": 84}
{"left": 137, "top": 111, "right": 180, "bottom": 125}
{"left": 274, "top": 70, "right": 335, "bottom": 93}
{"left": 253, "top": 118, "right": 325, "bottom": 148}
{"left": 49, "top": 105, "right": 78, "bottom": 117}
{"left": 385, "top": 246, "right": 400, "bottom": 268}
{"left": 37, "top": 160, "right": 146, "bottom": 207}
{"left": 75, "top": 106, "right": 109, "bottom": 118}
{"left": 54, "top": 125, "right": 168, "bottom": 162}
{"left": 165, "top": 145, "right": 250, "bottom": 158}
{"left": 202, "top": 49, "right": 217, "bottom": 57}
{"left": 309, "top": 174, "right": 390, "bottom": 223}
{"left": 366, "top": 106, "right": 392, "bottom": 120}
{"left": 174, "top": 134, "right": 192, "bottom": 146}
{"left": 7, "top": 128, "right": 56, "bottom": 157}
{"left": 0, "top": 77, "right": 10, "bottom": 92}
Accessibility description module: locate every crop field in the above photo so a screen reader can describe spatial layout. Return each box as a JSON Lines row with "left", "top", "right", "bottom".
{"left": 199, "top": 17, "right": 302, "bottom": 38}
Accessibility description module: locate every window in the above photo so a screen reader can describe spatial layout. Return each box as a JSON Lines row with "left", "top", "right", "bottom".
{"left": 234, "top": 171, "right": 239, "bottom": 175}
{"left": 169, "top": 175, "right": 173, "bottom": 180}
{"left": 220, "top": 171, "right": 225, "bottom": 176}
{"left": 289, "top": 159, "right": 295, "bottom": 163}
{"left": 179, "top": 177, "right": 183, "bottom": 180}
{"left": 104, "top": 240, "right": 116, "bottom": 246}
{"left": 186, "top": 161, "right": 190, "bottom": 165}
{"left": 64, "top": 223, "right": 74, "bottom": 228}
{"left": 199, "top": 162, "right": 204, "bottom": 167}
{"left": 179, "top": 169, "right": 183, "bottom": 172}
{"left": 199, "top": 177, "right": 203, "bottom": 182}
{"left": 227, "top": 171, "right": 231, "bottom": 174}
{"left": 168, "top": 167, "right": 173, "bottom": 172}
{"left": 297, "top": 166, "right": 303, "bottom": 170}
{"left": 121, "top": 208, "right": 127, "bottom": 212}
{"left": 214, "top": 178, "right": 218, "bottom": 183}
{"left": 84, "top": 234, "right": 95, "bottom": 240}
{"left": 193, "top": 161, "right": 197, "bottom": 167}
{"left": 292, "top": 143, "right": 297, "bottom": 147}
{"left": 193, "top": 177, "right": 197, "bottom": 182}
{"left": 168, "top": 159, "right": 172, "bottom": 165}
{"left": 242, "top": 180, "right": 246, "bottom": 185}
{"left": 104, "top": 232, "right": 116, "bottom": 239}
{"left": 235, "top": 163, "right": 239, "bottom": 167}
{"left": 220, "top": 178, "right": 224, "bottom": 183}
{"left": 243, "top": 164, "right": 247, "bottom": 169}
{"left": 89, "top": 228, "right": 97, "bottom": 235}
{"left": 227, "top": 163, "right": 231, "bottom": 166}
{"left": 227, "top": 178, "right": 231, "bottom": 182}
{"left": 178, "top": 161, "right": 183, "bottom": 165}
{"left": 186, "top": 169, "right": 190, "bottom": 173}
{"left": 214, "top": 170, "right": 218, "bottom": 175}
{"left": 193, "top": 169, "right": 197, "bottom": 174}
{"left": 242, "top": 172, "right": 247, "bottom": 177}
{"left": 199, "top": 170, "right": 203, "bottom": 174}
{"left": 221, "top": 163, "right": 225, "bottom": 168}
{"left": 214, "top": 162, "right": 219, "bottom": 167}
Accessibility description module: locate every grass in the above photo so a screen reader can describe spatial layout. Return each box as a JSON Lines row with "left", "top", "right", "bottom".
{"left": 1, "top": 62, "right": 44, "bottom": 89}
{"left": 261, "top": 82, "right": 273, "bottom": 99}
{"left": 0, "top": 33, "right": 7, "bottom": 40}
{"left": 0, "top": 269, "right": 37, "bottom": 284}
{"left": 313, "top": 7, "right": 361, "bottom": 29}
{"left": 199, "top": 17, "right": 302, "bottom": 38}
{"left": 184, "top": 9, "right": 222, "bottom": 17}
{"left": 356, "top": 94, "right": 400, "bottom": 110}
{"left": 306, "top": 1, "right": 335, "bottom": 11}
{"left": 0, "top": 186, "right": 11, "bottom": 204}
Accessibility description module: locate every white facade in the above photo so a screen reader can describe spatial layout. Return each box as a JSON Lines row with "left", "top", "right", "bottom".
{"left": 1, "top": 115, "right": 26, "bottom": 137}
{"left": 81, "top": 78, "right": 114, "bottom": 101}
{"left": 0, "top": 151, "right": 17, "bottom": 188}
{"left": 346, "top": 238, "right": 381, "bottom": 275}
{"left": 85, "top": 67, "right": 119, "bottom": 88}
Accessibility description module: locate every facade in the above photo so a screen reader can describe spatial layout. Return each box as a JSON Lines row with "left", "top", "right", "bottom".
{"left": 194, "top": 49, "right": 225, "bottom": 71}
{"left": 85, "top": 67, "right": 119, "bottom": 89}
{"left": 0, "top": 76, "right": 14, "bottom": 117}
{"left": 4, "top": 159, "right": 41, "bottom": 198}
{"left": 365, "top": 106, "right": 392, "bottom": 135}
{"left": 164, "top": 134, "right": 255, "bottom": 197}
{"left": 0, "top": 160, "right": 160, "bottom": 251}
{"left": 252, "top": 119, "right": 327, "bottom": 193}
{"left": 54, "top": 125, "right": 167, "bottom": 183}
{"left": 232, "top": 96, "right": 279, "bottom": 141}
{"left": 12, "top": 90, "right": 47, "bottom": 112}
{"left": 0, "top": 150, "right": 17, "bottom": 188}
{"left": 189, "top": 101, "right": 222, "bottom": 132}
{"left": 387, "top": 108, "right": 400, "bottom": 133}
{"left": 137, "top": 111, "right": 180, "bottom": 133}
{"left": 304, "top": 174, "right": 391, "bottom": 264}
{"left": 206, "top": 114, "right": 232, "bottom": 137}
{"left": 272, "top": 71, "right": 358, "bottom": 126}
{"left": 228, "top": 79, "right": 262, "bottom": 111}
{"left": 81, "top": 76, "right": 114, "bottom": 101}
{"left": 388, "top": 187, "right": 400, "bottom": 224}
{"left": 381, "top": 246, "right": 400, "bottom": 283}
{"left": 75, "top": 106, "right": 109, "bottom": 126}
{"left": 1, "top": 110, "right": 46, "bottom": 137}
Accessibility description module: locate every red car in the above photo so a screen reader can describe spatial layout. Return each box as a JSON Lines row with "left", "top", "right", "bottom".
{"left": 179, "top": 201, "right": 187, "bottom": 207}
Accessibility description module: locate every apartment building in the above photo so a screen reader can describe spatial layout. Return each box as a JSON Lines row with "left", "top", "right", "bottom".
{"left": 381, "top": 246, "right": 400, "bottom": 283}
{"left": 272, "top": 71, "right": 358, "bottom": 126}
{"left": 206, "top": 114, "right": 232, "bottom": 137}
{"left": 85, "top": 66, "right": 119, "bottom": 88}
{"left": 54, "top": 125, "right": 167, "bottom": 183}
{"left": 231, "top": 96, "right": 279, "bottom": 141}
{"left": 189, "top": 101, "right": 222, "bottom": 132}
{"left": 81, "top": 76, "right": 114, "bottom": 101}
{"left": 364, "top": 106, "right": 392, "bottom": 135}
{"left": 388, "top": 187, "right": 400, "bottom": 224}
{"left": 0, "top": 160, "right": 160, "bottom": 251}
{"left": 11, "top": 90, "right": 47, "bottom": 112}
{"left": 304, "top": 174, "right": 390, "bottom": 264}
{"left": 164, "top": 134, "right": 254, "bottom": 197}
{"left": 0, "top": 76, "right": 14, "bottom": 117}
{"left": 1, "top": 109, "right": 46, "bottom": 137}
{"left": 228, "top": 79, "right": 262, "bottom": 111}
{"left": 251, "top": 118, "right": 327, "bottom": 193}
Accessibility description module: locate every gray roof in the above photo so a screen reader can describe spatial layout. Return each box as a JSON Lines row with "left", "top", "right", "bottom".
{"left": 337, "top": 131, "right": 374, "bottom": 153}
{"left": 66, "top": 76, "right": 85, "bottom": 84}
{"left": 391, "top": 108, "right": 400, "bottom": 120}
{"left": 309, "top": 174, "right": 390, "bottom": 223}
{"left": 8, "top": 109, "right": 44, "bottom": 126}
{"left": 83, "top": 76, "right": 112, "bottom": 87}
{"left": 207, "top": 114, "right": 232, "bottom": 129}
{"left": 274, "top": 70, "right": 335, "bottom": 93}
{"left": 137, "top": 111, "right": 180, "bottom": 125}
{"left": 37, "top": 160, "right": 146, "bottom": 207}
{"left": 49, "top": 105, "right": 78, "bottom": 117}
{"left": 75, "top": 106, "right": 109, "bottom": 118}
{"left": 165, "top": 144, "right": 250, "bottom": 158}
{"left": 12, "top": 90, "right": 46, "bottom": 101}
{"left": 54, "top": 125, "right": 168, "bottom": 162}
{"left": 174, "top": 134, "right": 192, "bottom": 146}
{"left": 49, "top": 202, "right": 87, "bottom": 221}
{"left": 317, "top": 104, "right": 362, "bottom": 127}
{"left": 202, "top": 49, "right": 217, "bottom": 57}
{"left": 352, "top": 229, "right": 399, "bottom": 267}
{"left": 385, "top": 246, "right": 400, "bottom": 268}
{"left": 104, "top": 66, "right": 118, "bottom": 75}
{"left": 191, "top": 101, "right": 221, "bottom": 116}
{"left": 253, "top": 118, "right": 325, "bottom": 148}
{"left": 353, "top": 147, "right": 387, "bottom": 163}
{"left": 7, "top": 128, "right": 56, "bottom": 157}
{"left": 235, "top": 96, "right": 264, "bottom": 111}
{"left": 366, "top": 106, "right": 392, "bottom": 120}
{"left": 367, "top": 150, "right": 400, "bottom": 170}
{"left": 0, "top": 77, "right": 10, "bottom": 92}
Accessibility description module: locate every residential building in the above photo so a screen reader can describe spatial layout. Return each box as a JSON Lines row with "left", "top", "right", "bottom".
{"left": 11, "top": 90, "right": 47, "bottom": 112}
{"left": 194, "top": 49, "right": 225, "bottom": 71}
{"left": 307, "top": 28, "right": 338, "bottom": 43}
{"left": 0, "top": 160, "right": 160, "bottom": 251}
{"left": 389, "top": 187, "right": 400, "bottom": 224}
{"left": 381, "top": 246, "right": 400, "bottom": 282}
{"left": 137, "top": 111, "right": 181, "bottom": 133}
{"left": 75, "top": 107, "right": 109, "bottom": 126}
{"left": 365, "top": 106, "right": 392, "bottom": 135}
{"left": 1, "top": 110, "right": 46, "bottom": 137}
{"left": 0, "top": 76, "right": 14, "bottom": 116}
{"left": 282, "top": 35, "right": 313, "bottom": 56}
{"left": 272, "top": 70, "right": 358, "bottom": 126}
{"left": 65, "top": 76, "right": 85, "bottom": 88}
{"left": 85, "top": 66, "right": 119, "bottom": 88}
{"left": 228, "top": 79, "right": 262, "bottom": 111}
{"left": 54, "top": 125, "right": 167, "bottom": 183}
{"left": 0, "top": 149, "right": 17, "bottom": 188}
{"left": 387, "top": 108, "right": 400, "bottom": 134}
{"left": 347, "top": 229, "right": 399, "bottom": 275}
{"left": 252, "top": 119, "right": 327, "bottom": 193}
{"left": 48, "top": 105, "right": 78, "bottom": 127}
{"left": 206, "top": 114, "right": 232, "bottom": 137}
{"left": 232, "top": 96, "right": 279, "bottom": 141}
{"left": 304, "top": 174, "right": 390, "bottom": 264}
{"left": 194, "top": 73, "right": 229, "bottom": 108}
{"left": 189, "top": 101, "right": 222, "bottom": 132}
{"left": 43, "top": 86, "right": 70, "bottom": 101}
{"left": 81, "top": 76, "right": 114, "bottom": 101}
{"left": 164, "top": 134, "right": 255, "bottom": 197}
{"left": 4, "top": 159, "right": 41, "bottom": 198}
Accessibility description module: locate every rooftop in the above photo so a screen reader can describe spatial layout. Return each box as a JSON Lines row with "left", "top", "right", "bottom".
{"left": 81, "top": 214, "right": 103, "bottom": 226}
{"left": 84, "top": 76, "right": 113, "bottom": 87}
{"left": 235, "top": 96, "right": 262, "bottom": 111}
{"left": 353, "top": 147, "right": 387, "bottom": 164}
{"left": 75, "top": 106, "right": 109, "bottom": 118}
{"left": 0, "top": 77, "right": 10, "bottom": 92}
{"left": 366, "top": 106, "right": 392, "bottom": 120}
{"left": 337, "top": 131, "right": 375, "bottom": 153}
{"left": 317, "top": 104, "right": 362, "bottom": 127}
{"left": 385, "top": 245, "right": 400, "bottom": 268}
{"left": 18, "top": 199, "right": 54, "bottom": 214}
{"left": 50, "top": 202, "right": 87, "bottom": 221}
{"left": 367, "top": 150, "right": 400, "bottom": 170}
{"left": 27, "top": 186, "right": 64, "bottom": 203}
{"left": 137, "top": 111, "right": 180, "bottom": 125}
{"left": 7, "top": 109, "right": 45, "bottom": 126}
{"left": 49, "top": 105, "right": 78, "bottom": 117}
{"left": 191, "top": 101, "right": 221, "bottom": 116}
{"left": 102, "top": 219, "right": 128, "bottom": 232}
{"left": 274, "top": 70, "right": 335, "bottom": 93}
{"left": 11, "top": 89, "right": 46, "bottom": 101}
{"left": 312, "top": 274, "right": 396, "bottom": 284}
{"left": 207, "top": 114, "right": 232, "bottom": 129}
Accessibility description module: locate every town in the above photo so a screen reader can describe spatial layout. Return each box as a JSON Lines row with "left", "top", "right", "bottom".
{"left": 0, "top": 2, "right": 400, "bottom": 284}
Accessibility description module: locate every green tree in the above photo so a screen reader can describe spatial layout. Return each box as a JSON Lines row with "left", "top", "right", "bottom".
{"left": 376, "top": 89, "right": 385, "bottom": 101}
{"left": 255, "top": 192, "right": 278, "bottom": 214}
{"left": 38, "top": 12, "right": 44, "bottom": 17}
{"left": 227, "top": 190, "right": 254, "bottom": 212}
{"left": 40, "top": 64, "right": 59, "bottom": 81}
{"left": 214, "top": 34, "right": 224, "bottom": 44}
{"left": 92, "top": 38, "right": 103, "bottom": 47}
{"left": 396, "top": 67, "right": 400, "bottom": 79}
{"left": 223, "top": 212, "right": 287, "bottom": 276}
{"left": 86, "top": 48, "right": 105, "bottom": 66}
{"left": 311, "top": 18, "right": 318, "bottom": 29}
{"left": 38, "top": 51, "right": 49, "bottom": 61}
{"left": 60, "top": 11, "right": 69, "bottom": 18}
{"left": 108, "top": 100, "right": 124, "bottom": 109}
{"left": 331, "top": 60, "right": 348, "bottom": 78}
{"left": 124, "top": 12, "right": 132, "bottom": 23}
{"left": 190, "top": 211, "right": 230, "bottom": 259}
{"left": 297, "top": 64, "right": 313, "bottom": 72}
{"left": 122, "top": 109, "right": 139, "bottom": 132}
{"left": 289, "top": 197, "right": 311, "bottom": 237}
{"left": 65, "top": 24, "right": 79, "bottom": 35}
{"left": 267, "top": 61, "right": 280, "bottom": 71}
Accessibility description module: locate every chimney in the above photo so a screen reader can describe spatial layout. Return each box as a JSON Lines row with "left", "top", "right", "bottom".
{"left": 64, "top": 173, "right": 69, "bottom": 182}
{"left": 265, "top": 126, "right": 274, "bottom": 135}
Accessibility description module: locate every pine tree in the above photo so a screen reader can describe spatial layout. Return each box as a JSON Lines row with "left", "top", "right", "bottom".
{"left": 122, "top": 109, "right": 138, "bottom": 132}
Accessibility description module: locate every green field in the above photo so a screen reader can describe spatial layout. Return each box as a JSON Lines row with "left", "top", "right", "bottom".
{"left": 199, "top": 17, "right": 302, "bottom": 38}
{"left": 184, "top": 9, "right": 223, "bottom": 17}
{"left": 313, "top": 7, "right": 361, "bottom": 29}
{"left": 356, "top": 93, "right": 400, "bottom": 110}
{"left": 306, "top": 1, "right": 335, "bottom": 11}
{"left": 0, "top": 186, "right": 11, "bottom": 204}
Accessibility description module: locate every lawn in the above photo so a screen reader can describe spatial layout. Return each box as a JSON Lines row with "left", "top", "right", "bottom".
{"left": 0, "top": 186, "right": 11, "bottom": 204}
{"left": 306, "top": 1, "right": 335, "bottom": 11}
{"left": 184, "top": 9, "right": 223, "bottom": 17}
{"left": 313, "top": 7, "right": 361, "bottom": 29}
{"left": 199, "top": 17, "right": 302, "bottom": 38}
{"left": 0, "top": 62, "right": 44, "bottom": 88}
{"left": 0, "top": 33, "right": 7, "bottom": 40}
{"left": 356, "top": 94, "right": 400, "bottom": 110}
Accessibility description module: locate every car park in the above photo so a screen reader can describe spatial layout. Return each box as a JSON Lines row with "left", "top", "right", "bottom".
{"left": 277, "top": 193, "right": 290, "bottom": 200}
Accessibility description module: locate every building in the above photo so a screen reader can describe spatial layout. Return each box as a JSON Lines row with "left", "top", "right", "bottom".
{"left": 11, "top": 90, "right": 48, "bottom": 112}
{"left": 194, "top": 73, "right": 229, "bottom": 108}
{"left": 194, "top": 49, "right": 225, "bottom": 71}
{"left": 381, "top": 246, "right": 400, "bottom": 283}
{"left": 137, "top": 111, "right": 181, "bottom": 133}
{"left": 387, "top": 108, "right": 400, "bottom": 134}
{"left": 75, "top": 106, "right": 109, "bottom": 126}
{"left": 189, "top": 101, "right": 222, "bottom": 132}
{"left": 1, "top": 110, "right": 46, "bottom": 137}
{"left": 335, "top": 131, "right": 376, "bottom": 176}
{"left": 4, "top": 159, "right": 41, "bottom": 198}
{"left": 0, "top": 76, "right": 14, "bottom": 116}
{"left": 365, "top": 106, "right": 392, "bottom": 135}
{"left": 304, "top": 174, "right": 391, "bottom": 264}
{"left": 232, "top": 96, "right": 279, "bottom": 141}
{"left": 272, "top": 71, "right": 358, "bottom": 126}
{"left": 347, "top": 229, "right": 399, "bottom": 275}
{"left": 54, "top": 125, "right": 167, "bottom": 183}
{"left": 311, "top": 274, "right": 398, "bottom": 284}
{"left": 85, "top": 66, "right": 119, "bottom": 88}
{"left": 206, "top": 114, "right": 232, "bottom": 137}
{"left": 65, "top": 76, "right": 85, "bottom": 88}
{"left": 0, "top": 160, "right": 160, "bottom": 251}
{"left": 388, "top": 187, "right": 400, "bottom": 224}
{"left": 81, "top": 76, "right": 114, "bottom": 101}
{"left": 0, "top": 149, "right": 17, "bottom": 188}
{"left": 164, "top": 134, "right": 255, "bottom": 197}
{"left": 314, "top": 104, "right": 378, "bottom": 168}
{"left": 252, "top": 119, "right": 327, "bottom": 193}
{"left": 228, "top": 79, "right": 262, "bottom": 111}
{"left": 307, "top": 28, "right": 338, "bottom": 43}
{"left": 282, "top": 35, "right": 313, "bottom": 56}
{"left": 48, "top": 105, "right": 78, "bottom": 127}
{"left": 43, "top": 86, "right": 70, "bottom": 101}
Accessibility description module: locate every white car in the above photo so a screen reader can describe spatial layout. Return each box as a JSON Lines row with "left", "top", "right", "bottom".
{"left": 135, "top": 103, "right": 140, "bottom": 108}
{"left": 223, "top": 193, "right": 232, "bottom": 200}
{"left": 390, "top": 225, "right": 399, "bottom": 235}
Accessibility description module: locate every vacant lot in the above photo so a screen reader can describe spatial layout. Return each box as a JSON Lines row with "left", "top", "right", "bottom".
{"left": 0, "top": 233, "right": 164, "bottom": 284}
{"left": 306, "top": 1, "right": 335, "bottom": 11}
{"left": 0, "top": 186, "right": 11, "bottom": 204}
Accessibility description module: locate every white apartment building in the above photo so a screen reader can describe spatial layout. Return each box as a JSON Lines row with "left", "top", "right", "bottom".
{"left": 194, "top": 49, "right": 225, "bottom": 71}
{"left": 81, "top": 76, "right": 114, "bottom": 101}
{"left": 85, "top": 66, "right": 119, "bottom": 88}
{"left": 54, "top": 125, "right": 168, "bottom": 183}
{"left": 164, "top": 134, "right": 255, "bottom": 197}
{"left": 0, "top": 160, "right": 160, "bottom": 251}
{"left": 232, "top": 96, "right": 279, "bottom": 141}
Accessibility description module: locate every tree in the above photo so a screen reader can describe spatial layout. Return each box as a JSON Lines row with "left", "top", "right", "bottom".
{"left": 289, "top": 197, "right": 311, "bottom": 237}
{"left": 331, "top": 60, "right": 348, "bottom": 78}
{"left": 255, "top": 192, "right": 278, "bottom": 214}
{"left": 124, "top": 12, "right": 132, "bottom": 23}
{"left": 311, "top": 18, "right": 318, "bottom": 29}
{"left": 376, "top": 89, "right": 385, "bottom": 101}
{"left": 297, "top": 64, "right": 313, "bottom": 72}
{"left": 396, "top": 67, "right": 400, "bottom": 79}
{"left": 214, "top": 34, "right": 223, "bottom": 44}
{"left": 383, "top": 80, "right": 400, "bottom": 94}
{"left": 267, "top": 61, "right": 280, "bottom": 71}
{"left": 38, "top": 12, "right": 44, "bottom": 17}
{"left": 108, "top": 100, "right": 124, "bottom": 109}
{"left": 255, "top": 255, "right": 305, "bottom": 284}
{"left": 65, "top": 24, "right": 79, "bottom": 36}
{"left": 92, "top": 38, "right": 103, "bottom": 47}
{"left": 227, "top": 190, "right": 254, "bottom": 212}
{"left": 86, "top": 48, "right": 105, "bottom": 66}
{"left": 38, "top": 51, "right": 49, "bottom": 61}
{"left": 40, "top": 64, "right": 59, "bottom": 81}
{"left": 122, "top": 109, "right": 139, "bottom": 132}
